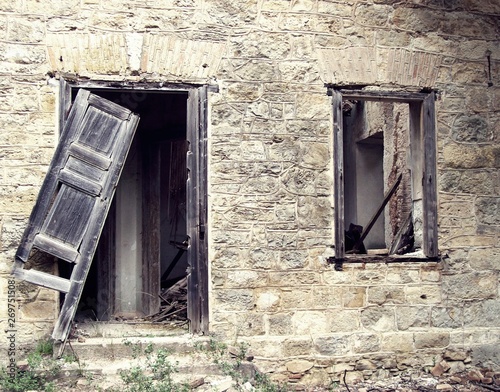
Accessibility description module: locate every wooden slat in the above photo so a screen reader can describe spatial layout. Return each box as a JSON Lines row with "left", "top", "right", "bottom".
{"left": 345, "top": 254, "right": 439, "bottom": 263}
{"left": 13, "top": 268, "right": 71, "bottom": 293}
{"left": 59, "top": 168, "right": 102, "bottom": 196}
{"left": 186, "top": 87, "right": 201, "bottom": 333}
{"left": 142, "top": 140, "right": 161, "bottom": 316}
{"left": 59, "top": 78, "right": 72, "bottom": 136}
{"left": 88, "top": 93, "right": 132, "bottom": 120}
{"left": 69, "top": 143, "right": 112, "bottom": 170}
{"left": 33, "top": 233, "right": 79, "bottom": 262}
{"left": 422, "top": 92, "right": 438, "bottom": 257}
{"left": 338, "top": 89, "right": 427, "bottom": 103}
{"left": 409, "top": 102, "right": 423, "bottom": 201}
{"left": 41, "top": 186, "right": 95, "bottom": 247}
{"left": 332, "top": 89, "right": 345, "bottom": 260}
{"left": 197, "top": 85, "right": 209, "bottom": 333}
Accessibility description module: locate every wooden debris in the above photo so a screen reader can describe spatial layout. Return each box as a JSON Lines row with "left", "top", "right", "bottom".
{"left": 146, "top": 276, "right": 188, "bottom": 323}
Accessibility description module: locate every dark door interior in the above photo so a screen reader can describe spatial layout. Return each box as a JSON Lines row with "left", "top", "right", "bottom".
{"left": 61, "top": 89, "right": 190, "bottom": 323}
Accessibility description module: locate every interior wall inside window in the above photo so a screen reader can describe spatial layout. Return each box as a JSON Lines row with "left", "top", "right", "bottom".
{"left": 343, "top": 100, "right": 415, "bottom": 253}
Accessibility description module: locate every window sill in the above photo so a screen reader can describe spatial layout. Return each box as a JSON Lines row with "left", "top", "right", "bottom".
{"left": 327, "top": 250, "right": 440, "bottom": 271}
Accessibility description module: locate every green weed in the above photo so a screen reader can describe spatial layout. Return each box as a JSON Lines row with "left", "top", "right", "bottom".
{"left": 0, "top": 339, "right": 60, "bottom": 392}
{"left": 197, "top": 338, "right": 288, "bottom": 392}
{"left": 117, "top": 341, "right": 190, "bottom": 392}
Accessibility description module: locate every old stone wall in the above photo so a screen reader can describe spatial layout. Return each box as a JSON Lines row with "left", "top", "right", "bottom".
{"left": 0, "top": 0, "right": 499, "bottom": 385}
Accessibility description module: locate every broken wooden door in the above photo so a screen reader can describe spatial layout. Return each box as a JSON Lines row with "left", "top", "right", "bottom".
{"left": 12, "top": 89, "right": 139, "bottom": 343}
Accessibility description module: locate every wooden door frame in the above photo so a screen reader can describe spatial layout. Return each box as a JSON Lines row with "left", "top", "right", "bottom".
{"left": 59, "top": 77, "right": 211, "bottom": 334}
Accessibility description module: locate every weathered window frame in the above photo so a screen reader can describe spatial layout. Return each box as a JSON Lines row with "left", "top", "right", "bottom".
{"left": 329, "top": 88, "right": 438, "bottom": 265}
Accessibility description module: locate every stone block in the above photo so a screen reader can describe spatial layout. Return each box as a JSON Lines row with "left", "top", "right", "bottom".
{"left": 361, "top": 306, "right": 396, "bottom": 332}
{"left": 414, "top": 332, "right": 450, "bottom": 349}
{"left": 286, "top": 119, "right": 330, "bottom": 138}
{"left": 475, "top": 197, "right": 500, "bottom": 225}
{"left": 266, "top": 229, "right": 299, "bottom": 249}
{"left": 431, "top": 307, "right": 463, "bottom": 328}
{"left": 267, "top": 312, "right": 293, "bottom": 335}
{"left": 354, "top": 269, "right": 385, "bottom": 284}
{"left": 350, "top": 333, "right": 380, "bottom": 354}
{"left": 286, "top": 359, "right": 313, "bottom": 374}
{"left": 280, "top": 288, "right": 313, "bottom": 310}
{"left": 443, "top": 272, "right": 498, "bottom": 300}
{"left": 328, "top": 309, "right": 360, "bottom": 332}
{"left": 313, "top": 334, "right": 349, "bottom": 356}
{"left": 249, "top": 248, "right": 277, "bottom": 270}
{"left": 226, "top": 270, "right": 267, "bottom": 288}
{"left": 342, "top": 286, "right": 366, "bottom": 308}
{"left": 356, "top": 359, "right": 377, "bottom": 371}
{"left": 443, "top": 144, "right": 496, "bottom": 169}
{"left": 322, "top": 269, "right": 354, "bottom": 285}
{"left": 405, "top": 285, "right": 441, "bottom": 304}
{"left": 367, "top": 286, "right": 405, "bottom": 305}
{"left": 280, "top": 338, "right": 312, "bottom": 357}
{"left": 225, "top": 82, "right": 262, "bottom": 102}
{"left": 311, "top": 286, "right": 342, "bottom": 309}
{"left": 440, "top": 170, "right": 495, "bottom": 195}
{"left": 279, "top": 249, "right": 309, "bottom": 270}
{"left": 213, "top": 289, "right": 254, "bottom": 311}
{"left": 355, "top": 3, "right": 390, "bottom": 27}
{"left": 254, "top": 289, "right": 280, "bottom": 312}
{"left": 463, "top": 299, "right": 500, "bottom": 327}
{"left": 212, "top": 247, "right": 251, "bottom": 269}
{"left": 268, "top": 271, "right": 319, "bottom": 286}
{"left": 344, "top": 370, "right": 364, "bottom": 384}
{"left": 295, "top": 93, "right": 329, "bottom": 120}
{"left": 469, "top": 248, "right": 500, "bottom": 271}
{"left": 452, "top": 114, "right": 492, "bottom": 143}
{"left": 18, "top": 300, "right": 57, "bottom": 321}
{"left": 380, "top": 332, "right": 414, "bottom": 352}
{"left": 236, "top": 313, "right": 265, "bottom": 337}
{"left": 471, "top": 345, "right": 500, "bottom": 369}
{"left": 396, "top": 306, "right": 430, "bottom": 330}
{"left": 443, "top": 349, "right": 468, "bottom": 361}
{"left": 292, "top": 311, "right": 329, "bottom": 335}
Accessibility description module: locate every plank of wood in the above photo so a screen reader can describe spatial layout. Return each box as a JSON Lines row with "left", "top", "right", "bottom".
{"left": 142, "top": 140, "right": 161, "bottom": 317}
{"left": 422, "top": 92, "right": 438, "bottom": 257}
{"left": 59, "top": 168, "right": 102, "bottom": 196}
{"left": 32, "top": 233, "right": 79, "bottom": 263}
{"left": 13, "top": 268, "right": 71, "bottom": 293}
{"left": 69, "top": 143, "right": 112, "bottom": 170}
{"left": 186, "top": 87, "right": 201, "bottom": 333}
{"left": 197, "top": 85, "right": 210, "bottom": 333}
{"left": 332, "top": 89, "right": 345, "bottom": 260}
{"left": 338, "top": 89, "right": 428, "bottom": 103}
{"left": 351, "top": 173, "right": 402, "bottom": 253}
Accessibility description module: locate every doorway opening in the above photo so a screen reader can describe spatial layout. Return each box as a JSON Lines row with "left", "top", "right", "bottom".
{"left": 58, "top": 81, "right": 209, "bottom": 333}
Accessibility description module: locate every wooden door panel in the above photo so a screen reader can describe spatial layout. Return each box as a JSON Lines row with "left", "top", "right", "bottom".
{"left": 13, "top": 88, "right": 139, "bottom": 344}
